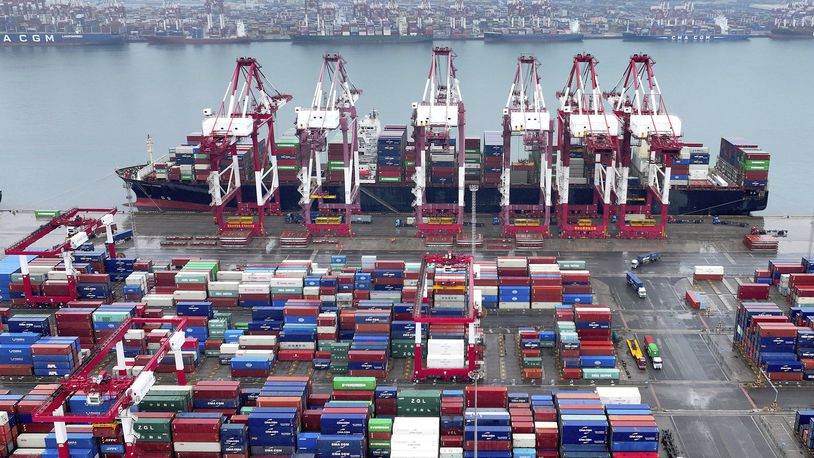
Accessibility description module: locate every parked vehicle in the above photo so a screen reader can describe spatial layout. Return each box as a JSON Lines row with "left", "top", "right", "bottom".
{"left": 626, "top": 338, "right": 647, "bottom": 370}
{"left": 643, "top": 335, "right": 663, "bottom": 370}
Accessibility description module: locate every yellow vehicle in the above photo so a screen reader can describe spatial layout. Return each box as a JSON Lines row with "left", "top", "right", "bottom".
{"left": 626, "top": 338, "right": 647, "bottom": 370}
{"left": 315, "top": 216, "right": 342, "bottom": 225}
{"left": 225, "top": 216, "right": 255, "bottom": 228}
{"left": 427, "top": 217, "right": 454, "bottom": 225}
{"left": 514, "top": 218, "right": 541, "bottom": 227}
{"left": 630, "top": 219, "right": 656, "bottom": 227}
{"left": 310, "top": 194, "right": 336, "bottom": 199}
{"left": 576, "top": 218, "right": 593, "bottom": 227}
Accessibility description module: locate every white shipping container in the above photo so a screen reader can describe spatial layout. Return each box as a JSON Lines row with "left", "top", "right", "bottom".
{"left": 534, "top": 421, "right": 559, "bottom": 429}
{"left": 16, "top": 433, "right": 47, "bottom": 449}
{"left": 795, "top": 296, "right": 814, "bottom": 305}
{"left": 303, "top": 286, "right": 320, "bottom": 296}
{"left": 173, "top": 290, "right": 207, "bottom": 301}
{"left": 427, "top": 339, "right": 464, "bottom": 355}
{"left": 689, "top": 169, "right": 709, "bottom": 180}
{"left": 269, "top": 277, "right": 304, "bottom": 287}
{"left": 435, "top": 294, "right": 465, "bottom": 302}
{"left": 475, "top": 285, "right": 498, "bottom": 295}
{"left": 370, "top": 291, "right": 402, "bottom": 300}
{"left": 279, "top": 341, "right": 316, "bottom": 350}
{"left": 125, "top": 329, "right": 145, "bottom": 340}
{"left": 392, "top": 417, "right": 440, "bottom": 435}
{"left": 238, "top": 335, "right": 277, "bottom": 346}
{"left": 47, "top": 270, "right": 67, "bottom": 281}
{"left": 439, "top": 448, "right": 464, "bottom": 458}
{"left": 149, "top": 384, "right": 194, "bottom": 393}
{"left": 426, "top": 355, "right": 465, "bottom": 368}
{"left": 531, "top": 302, "right": 558, "bottom": 310}
{"left": 173, "top": 442, "right": 221, "bottom": 452}
{"left": 217, "top": 271, "right": 244, "bottom": 281}
{"left": 317, "top": 326, "right": 337, "bottom": 334}
{"left": 595, "top": 386, "right": 642, "bottom": 405}
{"left": 241, "top": 271, "right": 275, "bottom": 283}
{"left": 208, "top": 281, "right": 240, "bottom": 292}
{"left": 234, "top": 350, "right": 274, "bottom": 359}
{"left": 143, "top": 293, "right": 175, "bottom": 307}
{"left": 497, "top": 256, "right": 527, "bottom": 268}
{"left": 336, "top": 293, "right": 353, "bottom": 302}
{"left": 694, "top": 265, "right": 724, "bottom": 276}
{"left": 238, "top": 283, "right": 270, "bottom": 294}
{"left": 512, "top": 433, "right": 536, "bottom": 448}
{"left": 499, "top": 302, "right": 529, "bottom": 310}
{"left": 528, "top": 264, "right": 560, "bottom": 273}
{"left": 219, "top": 343, "right": 239, "bottom": 355}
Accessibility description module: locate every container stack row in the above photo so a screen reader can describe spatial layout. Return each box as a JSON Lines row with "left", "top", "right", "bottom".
{"left": 377, "top": 126, "right": 407, "bottom": 184}
{"left": 556, "top": 304, "right": 619, "bottom": 381}
{"left": 717, "top": 137, "right": 770, "bottom": 188}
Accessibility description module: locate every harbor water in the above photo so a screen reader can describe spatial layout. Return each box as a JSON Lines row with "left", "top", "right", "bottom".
{"left": 0, "top": 38, "right": 812, "bottom": 214}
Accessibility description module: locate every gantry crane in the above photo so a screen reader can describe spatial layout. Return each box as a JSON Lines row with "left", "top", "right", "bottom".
{"left": 411, "top": 46, "right": 466, "bottom": 237}
{"left": 501, "top": 54, "right": 553, "bottom": 237}
{"left": 606, "top": 54, "right": 681, "bottom": 239}
{"left": 32, "top": 316, "right": 189, "bottom": 458}
{"left": 295, "top": 53, "right": 361, "bottom": 237}
{"left": 4, "top": 208, "right": 118, "bottom": 305}
{"left": 556, "top": 54, "right": 619, "bottom": 238}
{"left": 412, "top": 252, "right": 481, "bottom": 381}
{"left": 204, "top": 57, "right": 291, "bottom": 246}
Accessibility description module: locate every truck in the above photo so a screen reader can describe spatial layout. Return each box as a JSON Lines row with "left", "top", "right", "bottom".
{"left": 350, "top": 214, "right": 373, "bottom": 224}
{"left": 626, "top": 338, "right": 647, "bottom": 370}
{"left": 626, "top": 271, "right": 647, "bottom": 298}
{"left": 394, "top": 216, "right": 416, "bottom": 228}
{"left": 643, "top": 335, "right": 663, "bottom": 370}
{"left": 631, "top": 252, "right": 661, "bottom": 269}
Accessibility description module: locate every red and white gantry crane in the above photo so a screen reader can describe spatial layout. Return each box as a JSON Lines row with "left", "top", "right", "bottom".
{"left": 501, "top": 54, "right": 553, "bottom": 237}
{"left": 411, "top": 46, "right": 466, "bottom": 237}
{"left": 606, "top": 54, "right": 682, "bottom": 239}
{"left": 295, "top": 53, "right": 361, "bottom": 237}
{"left": 556, "top": 53, "right": 619, "bottom": 238}
{"left": 204, "top": 57, "right": 291, "bottom": 245}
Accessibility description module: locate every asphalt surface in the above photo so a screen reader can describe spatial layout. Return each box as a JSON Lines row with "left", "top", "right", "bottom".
{"left": 1, "top": 210, "right": 813, "bottom": 457}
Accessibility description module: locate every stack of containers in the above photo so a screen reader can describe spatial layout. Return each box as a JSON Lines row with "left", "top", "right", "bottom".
{"left": 369, "top": 416, "right": 394, "bottom": 457}
{"left": 390, "top": 319, "right": 417, "bottom": 359}
{"left": 743, "top": 234, "right": 779, "bottom": 251}
{"left": 683, "top": 145, "right": 711, "bottom": 186}
{"left": 733, "top": 302, "right": 785, "bottom": 343}
{"left": 607, "top": 403, "right": 659, "bottom": 456}
{"left": 440, "top": 389, "right": 464, "bottom": 451}
{"left": 717, "top": 137, "right": 770, "bottom": 188}
{"left": 519, "top": 328, "right": 543, "bottom": 380}
{"left": 428, "top": 137, "right": 456, "bottom": 184}
{"left": 377, "top": 126, "right": 406, "bottom": 183}
{"left": 92, "top": 304, "right": 135, "bottom": 342}
{"left": 73, "top": 250, "right": 107, "bottom": 274}
{"left": 123, "top": 271, "right": 149, "bottom": 301}
{"left": 398, "top": 389, "right": 441, "bottom": 417}
{"left": 789, "top": 273, "right": 814, "bottom": 307}
{"left": 230, "top": 335, "right": 276, "bottom": 377}
{"left": 192, "top": 380, "right": 240, "bottom": 415}
{"left": 768, "top": 260, "right": 804, "bottom": 285}
{"left": 105, "top": 257, "right": 135, "bottom": 282}
{"left": 0, "top": 332, "right": 39, "bottom": 375}
{"left": 177, "top": 301, "right": 213, "bottom": 354}
{"left": 529, "top": 257, "right": 562, "bottom": 310}
{"left": 139, "top": 385, "right": 193, "bottom": 413}
{"left": 375, "top": 385, "right": 398, "bottom": 417}
{"left": 350, "top": 308, "right": 391, "bottom": 377}
{"left": 76, "top": 271, "right": 113, "bottom": 301}
{"left": 248, "top": 407, "right": 299, "bottom": 457}
{"left": 482, "top": 131, "right": 503, "bottom": 185}
{"left": 240, "top": 267, "right": 274, "bottom": 308}
{"left": 329, "top": 340, "right": 351, "bottom": 374}
{"left": 464, "top": 408, "right": 512, "bottom": 456}
{"left": 325, "top": 131, "right": 348, "bottom": 182}
{"left": 220, "top": 422, "right": 248, "bottom": 457}
{"left": 561, "top": 270, "right": 592, "bottom": 305}
{"left": 44, "top": 432, "right": 99, "bottom": 458}
{"left": 279, "top": 302, "right": 317, "bottom": 361}
{"left": 172, "top": 412, "right": 222, "bottom": 456}
{"left": 531, "top": 394, "right": 558, "bottom": 458}
{"left": 753, "top": 269, "right": 773, "bottom": 285}
{"left": 737, "top": 283, "right": 771, "bottom": 300}
{"left": 556, "top": 391, "right": 608, "bottom": 456}
{"left": 735, "top": 303, "right": 803, "bottom": 380}
{"left": 557, "top": 317, "right": 582, "bottom": 380}
{"left": 473, "top": 260, "right": 498, "bottom": 311}
{"left": 0, "top": 256, "right": 33, "bottom": 301}
{"left": 320, "top": 393, "right": 370, "bottom": 455}
{"left": 390, "top": 416, "right": 440, "bottom": 458}
{"left": 7, "top": 315, "right": 51, "bottom": 336}
{"left": 509, "top": 393, "right": 536, "bottom": 457}
{"left": 497, "top": 257, "right": 530, "bottom": 310}
{"left": 575, "top": 304, "right": 619, "bottom": 380}
{"left": 463, "top": 136, "right": 482, "bottom": 183}
{"left": 31, "top": 336, "right": 80, "bottom": 376}
{"left": 133, "top": 413, "right": 173, "bottom": 454}
{"left": 795, "top": 410, "right": 814, "bottom": 452}
{"left": 374, "top": 259, "right": 405, "bottom": 298}
{"left": 275, "top": 134, "right": 300, "bottom": 183}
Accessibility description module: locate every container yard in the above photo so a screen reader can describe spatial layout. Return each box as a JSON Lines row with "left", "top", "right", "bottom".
{"left": 0, "top": 207, "right": 812, "bottom": 458}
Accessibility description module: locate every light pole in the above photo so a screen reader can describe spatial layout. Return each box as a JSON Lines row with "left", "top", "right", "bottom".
{"left": 468, "top": 367, "right": 485, "bottom": 457}
{"left": 469, "top": 185, "right": 479, "bottom": 258}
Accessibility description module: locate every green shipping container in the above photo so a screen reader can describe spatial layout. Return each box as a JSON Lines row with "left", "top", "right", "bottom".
{"left": 330, "top": 364, "right": 348, "bottom": 374}
{"left": 34, "top": 210, "right": 61, "bottom": 218}
{"left": 333, "top": 376, "right": 377, "bottom": 391}
{"left": 138, "top": 395, "right": 189, "bottom": 412}
{"left": 390, "top": 339, "right": 416, "bottom": 358}
{"left": 368, "top": 441, "right": 391, "bottom": 449}
{"left": 522, "top": 357, "right": 542, "bottom": 368}
{"left": 397, "top": 389, "right": 441, "bottom": 416}
{"left": 558, "top": 260, "right": 586, "bottom": 270}
{"left": 581, "top": 368, "right": 621, "bottom": 380}
{"left": 368, "top": 418, "right": 393, "bottom": 433}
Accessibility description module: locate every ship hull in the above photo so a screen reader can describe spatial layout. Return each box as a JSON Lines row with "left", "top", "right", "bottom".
{"left": 290, "top": 34, "right": 433, "bottom": 44}
{"left": 1, "top": 32, "right": 125, "bottom": 46}
{"left": 146, "top": 36, "right": 251, "bottom": 44}
{"left": 483, "top": 31, "right": 584, "bottom": 42}
{"left": 121, "top": 176, "right": 768, "bottom": 216}
{"left": 622, "top": 32, "right": 750, "bottom": 41}
{"left": 769, "top": 29, "right": 814, "bottom": 39}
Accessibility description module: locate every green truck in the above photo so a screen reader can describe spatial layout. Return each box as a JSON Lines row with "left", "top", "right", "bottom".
{"left": 643, "top": 335, "right": 663, "bottom": 370}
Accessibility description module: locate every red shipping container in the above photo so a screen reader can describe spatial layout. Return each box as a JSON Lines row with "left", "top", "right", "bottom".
{"left": 737, "top": 283, "right": 770, "bottom": 300}
{"left": 561, "top": 368, "right": 582, "bottom": 379}
{"left": 465, "top": 386, "right": 507, "bottom": 408}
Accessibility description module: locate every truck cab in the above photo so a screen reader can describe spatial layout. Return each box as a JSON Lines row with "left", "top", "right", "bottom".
{"left": 643, "top": 335, "right": 663, "bottom": 370}
{"left": 631, "top": 252, "right": 661, "bottom": 269}
{"left": 626, "top": 271, "right": 647, "bottom": 298}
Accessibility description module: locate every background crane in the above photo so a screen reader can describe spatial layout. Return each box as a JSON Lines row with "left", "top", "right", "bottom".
{"left": 556, "top": 53, "right": 619, "bottom": 238}
{"left": 500, "top": 54, "right": 553, "bottom": 238}
{"left": 606, "top": 54, "right": 682, "bottom": 239}
{"left": 295, "top": 53, "right": 361, "bottom": 237}
{"left": 204, "top": 56, "right": 291, "bottom": 246}
{"left": 411, "top": 46, "right": 466, "bottom": 238}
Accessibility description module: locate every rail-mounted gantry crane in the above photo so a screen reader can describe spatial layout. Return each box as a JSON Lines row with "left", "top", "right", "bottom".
{"left": 204, "top": 57, "right": 291, "bottom": 245}
{"left": 606, "top": 54, "right": 682, "bottom": 239}
{"left": 295, "top": 53, "right": 361, "bottom": 237}
{"left": 500, "top": 54, "right": 554, "bottom": 237}
{"left": 411, "top": 46, "right": 467, "bottom": 237}
{"left": 556, "top": 53, "right": 619, "bottom": 238}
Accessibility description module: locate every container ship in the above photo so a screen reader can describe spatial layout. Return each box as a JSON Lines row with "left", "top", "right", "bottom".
{"left": 1, "top": 0, "right": 126, "bottom": 46}
{"left": 483, "top": 31, "right": 583, "bottom": 42}
{"left": 769, "top": 26, "right": 814, "bottom": 39}
{"left": 146, "top": 1, "right": 250, "bottom": 44}
{"left": 290, "top": 32, "right": 432, "bottom": 44}
{"left": 117, "top": 132, "right": 768, "bottom": 216}
{"left": 623, "top": 16, "right": 750, "bottom": 42}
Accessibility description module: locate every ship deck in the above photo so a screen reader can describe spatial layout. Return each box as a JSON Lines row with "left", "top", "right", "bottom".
{"left": 1, "top": 210, "right": 813, "bottom": 457}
